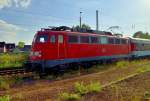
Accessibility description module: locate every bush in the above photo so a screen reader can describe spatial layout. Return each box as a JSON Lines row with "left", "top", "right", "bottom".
{"left": 59, "top": 92, "right": 81, "bottom": 101}
{"left": 11, "top": 75, "right": 23, "bottom": 85}
{"left": 0, "top": 77, "right": 10, "bottom": 90}
{"left": 13, "top": 93, "right": 23, "bottom": 100}
{"left": 0, "top": 76, "right": 24, "bottom": 90}
{"left": 0, "top": 53, "right": 28, "bottom": 69}
{"left": 0, "top": 95, "right": 10, "bottom": 101}
{"left": 58, "top": 82, "right": 102, "bottom": 101}
{"left": 144, "top": 91, "right": 150, "bottom": 100}
{"left": 116, "top": 61, "right": 129, "bottom": 69}
{"left": 86, "top": 82, "right": 102, "bottom": 93}
{"left": 74, "top": 81, "right": 102, "bottom": 95}
{"left": 74, "top": 82, "right": 88, "bottom": 95}
{"left": 136, "top": 66, "right": 150, "bottom": 73}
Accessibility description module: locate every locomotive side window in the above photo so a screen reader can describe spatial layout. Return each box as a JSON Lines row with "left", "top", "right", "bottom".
{"left": 115, "top": 38, "right": 121, "bottom": 44}
{"left": 50, "top": 35, "right": 56, "bottom": 43}
{"left": 80, "top": 36, "right": 90, "bottom": 43}
{"left": 68, "top": 35, "right": 78, "bottom": 43}
{"left": 108, "top": 38, "right": 115, "bottom": 44}
{"left": 98, "top": 37, "right": 101, "bottom": 44}
{"left": 91, "top": 36, "right": 98, "bottom": 44}
{"left": 121, "top": 39, "right": 127, "bottom": 44}
{"left": 36, "top": 34, "right": 48, "bottom": 43}
{"left": 100, "top": 36, "right": 108, "bottom": 44}
{"left": 58, "top": 35, "right": 63, "bottom": 43}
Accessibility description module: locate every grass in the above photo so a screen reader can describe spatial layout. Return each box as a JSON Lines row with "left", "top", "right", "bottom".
{"left": 86, "top": 82, "right": 102, "bottom": 93}
{"left": 58, "top": 93, "right": 81, "bottom": 101}
{"left": 12, "top": 93, "right": 23, "bottom": 100}
{"left": 58, "top": 81, "right": 102, "bottom": 101}
{"left": 0, "top": 53, "right": 28, "bottom": 69}
{"left": 74, "top": 81, "right": 102, "bottom": 95}
{"left": 120, "top": 95, "right": 142, "bottom": 101}
{"left": 115, "top": 61, "right": 129, "bottom": 69}
{"left": 12, "top": 75, "right": 24, "bottom": 85}
{"left": 0, "top": 76, "right": 24, "bottom": 90}
{"left": 56, "top": 59, "right": 150, "bottom": 101}
{"left": 74, "top": 82, "right": 88, "bottom": 95}
{"left": 136, "top": 66, "right": 150, "bottom": 73}
{"left": 144, "top": 91, "right": 150, "bottom": 100}
{"left": 0, "top": 95, "right": 11, "bottom": 101}
{"left": 0, "top": 77, "right": 10, "bottom": 90}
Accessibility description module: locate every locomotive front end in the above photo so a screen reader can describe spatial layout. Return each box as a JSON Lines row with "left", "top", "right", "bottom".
{"left": 25, "top": 31, "right": 49, "bottom": 73}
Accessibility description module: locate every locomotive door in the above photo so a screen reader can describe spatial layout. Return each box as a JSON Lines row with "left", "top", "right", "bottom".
{"left": 58, "top": 34, "right": 65, "bottom": 59}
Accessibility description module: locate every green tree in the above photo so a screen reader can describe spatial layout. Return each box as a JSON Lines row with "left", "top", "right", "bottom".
{"left": 133, "top": 31, "right": 143, "bottom": 38}
{"left": 18, "top": 42, "right": 25, "bottom": 48}
{"left": 73, "top": 24, "right": 91, "bottom": 31}
{"left": 81, "top": 24, "right": 91, "bottom": 30}
{"left": 133, "top": 31, "right": 150, "bottom": 39}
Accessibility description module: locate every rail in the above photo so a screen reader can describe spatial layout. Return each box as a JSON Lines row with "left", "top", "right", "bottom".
{"left": 0, "top": 68, "right": 33, "bottom": 76}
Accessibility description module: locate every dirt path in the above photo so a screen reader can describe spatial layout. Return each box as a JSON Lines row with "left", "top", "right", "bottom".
{"left": 0, "top": 61, "right": 150, "bottom": 101}
{"left": 83, "top": 71, "right": 150, "bottom": 101}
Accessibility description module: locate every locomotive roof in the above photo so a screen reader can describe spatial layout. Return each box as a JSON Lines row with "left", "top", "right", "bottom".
{"left": 38, "top": 26, "right": 128, "bottom": 39}
{"left": 38, "top": 30, "right": 129, "bottom": 39}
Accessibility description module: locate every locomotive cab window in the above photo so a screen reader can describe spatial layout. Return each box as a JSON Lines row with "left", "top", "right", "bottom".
{"left": 50, "top": 35, "right": 56, "bottom": 43}
{"left": 100, "top": 36, "right": 108, "bottom": 44}
{"left": 68, "top": 35, "right": 78, "bottom": 43}
{"left": 36, "top": 34, "right": 48, "bottom": 43}
{"left": 58, "top": 35, "right": 63, "bottom": 43}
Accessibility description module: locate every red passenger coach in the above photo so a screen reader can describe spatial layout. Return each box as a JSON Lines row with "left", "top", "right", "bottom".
{"left": 28, "top": 26, "right": 132, "bottom": 73}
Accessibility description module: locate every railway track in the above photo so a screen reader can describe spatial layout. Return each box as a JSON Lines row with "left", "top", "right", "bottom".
{"left": 0, "top": 68, "right": 33, "bottom": 76}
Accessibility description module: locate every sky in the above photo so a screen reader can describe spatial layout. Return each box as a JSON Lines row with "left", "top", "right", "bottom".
{"left": 0, "top": 0, "right": 150, "bottom": 44}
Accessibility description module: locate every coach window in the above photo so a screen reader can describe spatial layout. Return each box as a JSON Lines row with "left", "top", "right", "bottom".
{"left": 68, "top": 35, "right": 78, "bottom": 43}
{"left": 80, "top": 36, "right": 89, "bottom": 43}
{"left": 115, "top": 38, "right": 121, "bottom": 44}
{"left": 91, "top": 36, "right": 98, "bottom": 44}
{"left": 101, "top": 36, "right": 108, "bottom": 44}
{"left": 58, "top": 35, "right": 63, "bottom": 43}
{"left": 108, "top": 38, "right": 114, "bottom": 44}
{"left": 50, "top": 35, "right": 56, "bottom": 43}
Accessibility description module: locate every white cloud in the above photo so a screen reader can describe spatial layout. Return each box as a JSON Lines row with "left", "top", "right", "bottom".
{"left": 0, "top": 0, "right": 11, "bottom": 9}
{"left": 0, "top": 19, "right": 26, "bottom": 42}
{"left": 0, "top": 20, "right": 24, "bottom": 31}
{"left": 0, "top": 0, "right": 31, "bottom": 9}
{"left": 14, "top": 0, "right": 31, "bottom": 8}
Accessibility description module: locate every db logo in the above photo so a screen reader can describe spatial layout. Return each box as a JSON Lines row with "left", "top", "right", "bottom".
{"left": 102, "top": 48, "right": 106, "bottom": 53}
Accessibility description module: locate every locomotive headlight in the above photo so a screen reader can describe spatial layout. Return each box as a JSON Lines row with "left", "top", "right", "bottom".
{"left": 34, "top": 51, "right": 41, "bottom": 57}
{"left": 30, "top": 51, "right": 42, "bottom": 57}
